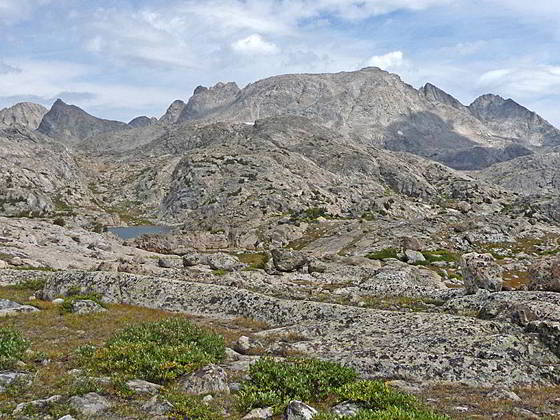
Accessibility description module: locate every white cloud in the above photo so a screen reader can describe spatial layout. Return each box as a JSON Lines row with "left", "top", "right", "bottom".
{"left": 232, "top": 34, "right": 279, "bottom": 55}
{"left": 366, "top": 51, "right": 405, "bottom": 70}
{"left": 0, "top": 0, "right": 50, "bottom": 24}
{"left": 478, "top": 66, "right": 560, "bottom": 98}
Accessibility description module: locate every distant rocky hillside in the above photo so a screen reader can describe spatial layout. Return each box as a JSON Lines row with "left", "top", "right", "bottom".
{"left": 477, "top": 148, "right": 560, "bottom": 195}
{"left": 0, "top": 102, "right": 47, "bottom": 129}
{"left": 37, "top": 99, "right": 129, "bottom": 143}
{"left": 0, "top": 124, "right": 92, "bottom": 216}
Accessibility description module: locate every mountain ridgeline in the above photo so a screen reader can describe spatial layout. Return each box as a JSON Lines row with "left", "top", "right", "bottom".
{"left": 9, "top": 67, "right": 556, "bottom": 171}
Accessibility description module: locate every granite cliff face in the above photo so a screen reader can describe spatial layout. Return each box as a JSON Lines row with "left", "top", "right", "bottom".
{"left": 37, "top": 99, "right": 129, "bottom": 143}
{"left": 0, "top": 102, "right": 48, "bottom": 129}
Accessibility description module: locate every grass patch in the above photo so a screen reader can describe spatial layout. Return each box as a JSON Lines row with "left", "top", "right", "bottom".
{"left": 165, "top": 389, "right": 225, "bottom": 420}
{"left": 421, "top": 250, "right": 459, "bottom": 264}
{"left": 236, "top": 252, "right": 269, "bottom": 270}
{"left": 366, "top": 248, "right": 400, "bottom": 260}
{"left": 0, "top": 327, "right": 29, "bottom": 369}
{"left": 12, "top": 277, "right": 47, "bottom": 291}
{"left": 80, "top": 318, "right": 226, "bottom": 384}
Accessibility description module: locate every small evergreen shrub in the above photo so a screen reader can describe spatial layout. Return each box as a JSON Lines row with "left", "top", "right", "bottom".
{"left": 80, "top": 318, "right": 225, "bottom": 384}
{"left": 0, "top": 327, "right": 29, "bottom": 369}
{"left": 237, "top": 357, "right": 358, "bottom": 411}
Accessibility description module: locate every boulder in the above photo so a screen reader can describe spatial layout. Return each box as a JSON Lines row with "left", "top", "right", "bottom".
{"left": 460, "top": 253, "right": 503, "bottom": 294}
{"left": 126, "top": 378, "right": 163, "bottom": 394}
{"left": 96, "top": 261, "right": 119, "bottom": 272}
{"left": 180, "top": 364, "right": 230, "bottom": 395}
{"left": 331, "top": 401, "right": 363, "bottom": 416}
{"left": 404, "top": 249, "right": 425, "bottom": 264}
{"left": 183, "top": 252, "right": 206, "bottom": 267}
{"left": 271, "top": 248, "right": 308, "bottom": 272}
{"left": 13, "top": 395, "right": 62, "bottom": 415}
{"left": 142, "top": 395, "right": 174, "bottom": 415}
{"left": 0, "top": 298, "right": 39, "bottom": 317}
{"left": 284, "top": 400, "right": 317, "bottom": 419}
{"left": 528, "top": 258, "right": 560, "bottom": 292}
{"left": 69, "top": 299, "right": 107, "bottom": 315}
{"left": 207, "top": 253, "right": 243, "bottom": 271}
{"left": 243, "top": 407, "right": 274, "bottom": 419}
{"left": 0, "top": 260, "right": 7, "bottom": 269}
{"left": 68, "top": 392, "right": 111, "bottom": 415}
{"left": 0, "top": 372, "right": 31, "bottom": 392}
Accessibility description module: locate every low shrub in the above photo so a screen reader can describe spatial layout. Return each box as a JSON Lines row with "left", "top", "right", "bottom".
{"left": 80, "top": 318, "right": 225, "bottom": 384}
{"left": 0, "top": 327, "right": 29, "bottom": 369}
{"left": 237, "top": 357, "right": 358, "bottom": 411}
{"left": 59, "top": 293, "right": 106, "bottom": 314}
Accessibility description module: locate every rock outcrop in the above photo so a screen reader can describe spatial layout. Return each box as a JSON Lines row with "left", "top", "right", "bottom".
{"left": 0, "top": 102, "right": 48, "bottom": 129}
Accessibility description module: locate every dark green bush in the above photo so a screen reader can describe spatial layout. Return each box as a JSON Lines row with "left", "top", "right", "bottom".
{"left": 81, "top": 318, "right": 225, "bottom": 383}
{"left": 237, "top": 357, "right": 358, "bottom": 411}
{"left": 0, "top": 327, "right": 29, "bottom": 369}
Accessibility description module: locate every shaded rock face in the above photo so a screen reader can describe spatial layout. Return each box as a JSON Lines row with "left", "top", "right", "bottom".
{"left": 37, "top": 99, "right": 129, "bottom": 142}
{"left": 159, "top": 99, "right": 186, "bottom": 124}
{"left": 461, "top": 253, "right": 503, "bottom": 294}
{"left": 469, "top": 94, "right": 560, "bottom": 148}
{"left": 528, "top": 258, "right": 560, "bottom": 292}
{"left": 0, "top": 102, "right": 48, "bottom": 129}
{"left": 477, "top": 148, "right": 560, "bottom": 196}
{"left": 179, "top": 82, "right": 241, "bottom": 121}
{"left": 128, "top": 115, "right": 157, "bottom": 128}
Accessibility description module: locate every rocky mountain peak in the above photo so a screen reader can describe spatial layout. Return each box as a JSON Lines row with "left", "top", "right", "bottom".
{"left": 419, "top": 83, "right": 464, "bottom": 109}
{"left": 128, "top": 116, "right": 157, "bottom": 128}
{"left": 469, "top": 94, "right": 560, "bottom": 148}
{"left": 0, "top": 102, "right": 48, "bottom": 130}
{"left": 178, "top": 81, "right": 241, "bottom": 121}
{"left": 37, "top": 99, "right": 129, "bottom": 143}
{"left": 159, "top": 99, "right": 186, "bottom": 124}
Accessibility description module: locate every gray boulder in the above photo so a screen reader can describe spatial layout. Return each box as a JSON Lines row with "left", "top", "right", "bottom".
{"left": 284, "top": 400, "right": 317, "bottom": 419}
{"left": 68, "top": 392, "right": 111, "bottom": 415}
{"left": 142, "top": 395, "right": 174, "bottom": 415}
{"left": 183, "top": 252, "right": 206, "bottom": 267}
{"left": 0, "top": 298, "right": 39, "bottom": 316}
{"left": 0, "top": 372, "right": 31, "bottom": 392}
{"left": 528, "top": 258, "right": 560, "bottom": 292}
{"left": 404, "top": 249, "right": 425, "bottom": 264}
{"left": 460, "top": 253, "right": 503, "bottom": 294}
{"left": 126, "top": 378, "right": 163, "bottom": 394}
{"left": 180, "top": 364, "right": 230, "bottom": 395}
{"left": 207, "top": 252, "right": 243, "bottom": 271}
{"left": 13, "top": 395, "right": 62, "bottom": 415}
{"left": 271, "top": 248, "right": 308, "bottom": 272}
{"left": 69, "top": 299, "right": 107, "bottom": 315}
{"left": 243, "top": 407, "right": 274, "bottom": 419}
{"left": 331, "top": 401, "right": 363, "bottom": 416}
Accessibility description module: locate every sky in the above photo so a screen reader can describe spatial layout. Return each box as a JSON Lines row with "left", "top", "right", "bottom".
{"left": 0, "top": 0, "right": 559, "bottom": 125}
